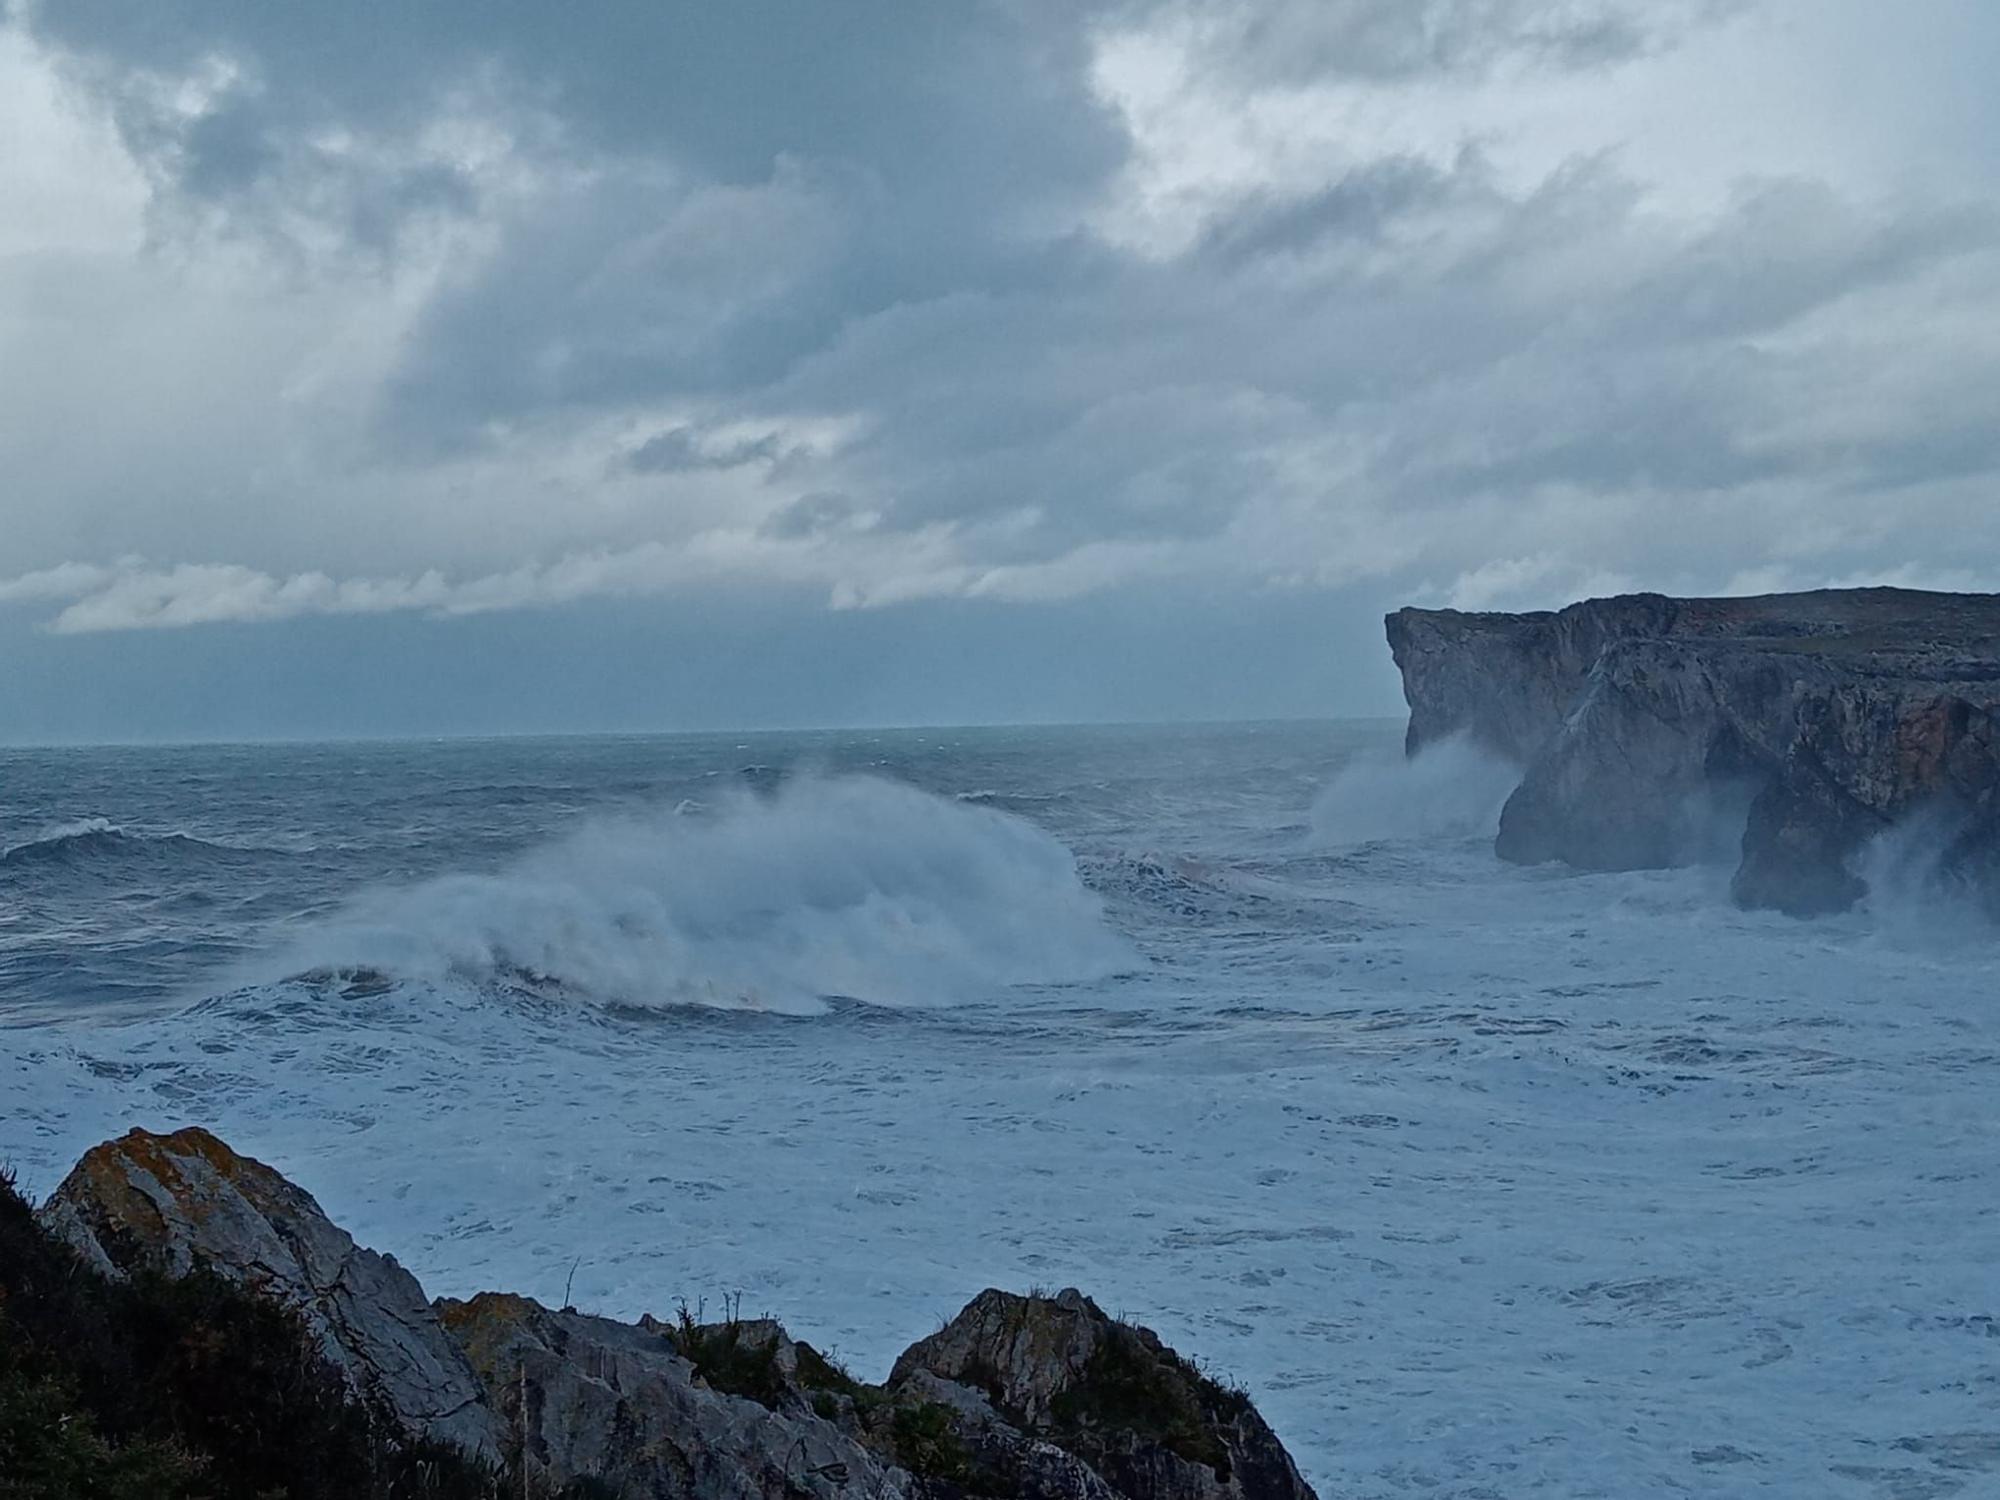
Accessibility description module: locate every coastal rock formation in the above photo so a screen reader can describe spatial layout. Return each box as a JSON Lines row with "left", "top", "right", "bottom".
{"left": 27, "top": 1127, "right": 1321, "bottom": 1499}
{"left": 893, "top": 1287, "right": 1317, "bottom": 1500}
{"left": 36, "top": 1125, "right": 505, "bottom": 1460}
{"left": 439, "top": 1287, "right": 1315, "bottom": 1500}
{"left": 439, "top": 1293, "right": 916, "bottom": 1498}
{"left": 1387, "top": 588, "right": 2000, "bottom": 914}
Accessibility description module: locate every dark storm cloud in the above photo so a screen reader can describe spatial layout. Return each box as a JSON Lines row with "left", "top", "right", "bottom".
{"left": 26, "top": 2, "right": 1135, "bottom": 449}
{"left": 34, "top": 0, "right": 1127, "bottom": 245}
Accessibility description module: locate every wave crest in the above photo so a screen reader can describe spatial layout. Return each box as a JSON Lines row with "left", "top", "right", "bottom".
{"left": 259, "top": 775, "right": 1133, "bottom": 1013}
{"left": 0, "top": 818, "right": 254, "bottom": 869}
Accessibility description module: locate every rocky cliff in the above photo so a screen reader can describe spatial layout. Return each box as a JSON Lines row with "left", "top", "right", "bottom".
{"left": 27, "top": 1126, "right": 1321, "bottom": 1500}
{"left": 1386, "top": 588, "right": 2000, "bottom": 914}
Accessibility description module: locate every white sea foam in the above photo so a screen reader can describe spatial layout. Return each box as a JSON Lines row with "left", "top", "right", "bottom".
{"left": 1306, "top": 732, "right": 1520, "bottom": 845}
{"left": 257, "top": 775, "right": 1133, "bottom": 1012}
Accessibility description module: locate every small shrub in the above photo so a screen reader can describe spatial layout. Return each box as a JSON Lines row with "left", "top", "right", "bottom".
{"left": 1049, "top": 1329, "right": 1232, "bottom": 1480}
{"left": 887, "top": 1401, "right": 974, "bottom": 1486}
{"left": 663, "top": 1301, "right": 786, "bottom": 1410}
{"left": 0, "top": 1362, "right": 204, "bottom": 1498}
{"left": 792, "top": 1339, "right": 860, "bottom": 1396}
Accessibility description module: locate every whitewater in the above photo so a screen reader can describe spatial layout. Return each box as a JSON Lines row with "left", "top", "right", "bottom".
{"left": 1, "top": 721, "right": 1994, "bottom": 1499}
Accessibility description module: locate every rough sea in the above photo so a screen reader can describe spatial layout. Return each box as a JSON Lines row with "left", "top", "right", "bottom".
{"left": 1, "top": 721, "right": 1994, "bottom": 1498}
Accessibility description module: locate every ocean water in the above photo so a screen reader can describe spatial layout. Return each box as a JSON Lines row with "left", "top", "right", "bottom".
{"left": 1, "top": 721, "right": 1994, "bottom": 1498}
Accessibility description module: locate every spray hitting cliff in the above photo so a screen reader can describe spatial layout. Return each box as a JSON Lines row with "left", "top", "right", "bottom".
{"left": 1386, "top": 588, "right": 2000, "bottom": 914}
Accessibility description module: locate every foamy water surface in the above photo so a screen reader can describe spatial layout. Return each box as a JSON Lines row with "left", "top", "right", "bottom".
{"left": 2, "top": 722, "right": 1994, "bottom": 1499}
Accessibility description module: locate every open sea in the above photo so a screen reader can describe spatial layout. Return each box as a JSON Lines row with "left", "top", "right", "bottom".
{"left": 1, "top": 721, "right": 1994, "bottom": 1498}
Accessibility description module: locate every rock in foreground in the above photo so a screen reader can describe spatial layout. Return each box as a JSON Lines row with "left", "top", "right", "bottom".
{"left": 895, "top": 1287, "right": 1316, "bottom": 1500}
{"left": 26, "top": 1126, "right": 1320, "bottom": 1500}
{"left": 37, "top": 1124, "right": 504, "bottom": 1460}
{"left": 1387, "top": 588, "right": 2000, "bottom": 913}
{"left": 438, "top": 1293, "right": 917, "bottom": 1499}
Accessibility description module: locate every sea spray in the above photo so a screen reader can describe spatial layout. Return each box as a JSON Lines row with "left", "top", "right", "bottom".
{"left": 1306, "top": 733, "right": 1520, "bottom": 846}
{"left": 256, "top": 775, "right": 1133, "bottom": 1012}
{"left": 1852, "top": 801, "right": 1998, "bottom": 942}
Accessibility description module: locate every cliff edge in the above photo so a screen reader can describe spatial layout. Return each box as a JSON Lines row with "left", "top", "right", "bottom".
{"left": 1386, "top": 588, "right": 2000, "bottom": 914}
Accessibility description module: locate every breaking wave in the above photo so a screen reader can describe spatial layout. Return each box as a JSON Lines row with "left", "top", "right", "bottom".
{"left": 1307, "top": 734, "right": 1521, "bottom": 847}
{"left": 254, "top": 776, "right": 1133, "bottom": 1013}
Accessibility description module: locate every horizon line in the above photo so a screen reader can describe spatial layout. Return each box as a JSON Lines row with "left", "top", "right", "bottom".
{"left": 0, "top": 712, "right": 1403, "bottom": 753}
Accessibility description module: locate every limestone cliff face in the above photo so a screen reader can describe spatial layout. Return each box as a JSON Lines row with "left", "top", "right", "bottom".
{"left": 1385, "top": 589, "right": 2000, "bottom": 914}
{"left": 1386, "top": 593, "right": 1680, "bottom": 763}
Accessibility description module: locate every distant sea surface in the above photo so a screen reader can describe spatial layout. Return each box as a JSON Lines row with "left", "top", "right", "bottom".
{"left": 3, "top": 722, "right": 1994, "bottom": 1497}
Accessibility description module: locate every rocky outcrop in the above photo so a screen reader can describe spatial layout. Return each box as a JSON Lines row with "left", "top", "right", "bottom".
{"left": 438, "top": 1287, "right": 1317, "bottom": 1500}
{"left": 30, "top": 1128, "right": 1321, "bottom": 1499}
{"left": 893, "top": 1288, "right": 1316, "bottom": 1500}
{"left": 439, "top": 1293, "right": 917, "bottom": 1499}
{"left": 36, "top": 1125, "right": 505, "bottom": 1460}
{"left": 1386, "top": 588, "right": 2000, "bottom": 914}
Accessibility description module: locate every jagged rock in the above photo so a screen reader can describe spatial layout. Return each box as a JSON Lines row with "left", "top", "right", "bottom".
{"left": 892, "top": 1288, "right": 1318, "bottom": 1500}
{"left": 439, "top": 1289, "right": 1322, "bottom": 1500}
{"left": 33, "top": 1129, "right": 1326, "bottom": 1499}
{"left": 439, "top": 1293, "right": 915, "bottom": 1499}
{"left": 1387, "top": 588, "right": 2000, "bottom": 914}
{"left": 884, "top": 1365, "right": 1126, "bottom": 1500}
{"left": 35, "top": 1125, "right": 504, "bottom": 1460}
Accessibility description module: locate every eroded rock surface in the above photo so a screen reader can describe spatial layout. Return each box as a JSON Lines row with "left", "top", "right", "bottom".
{"left": 440, "top": 1293, "right": 915, "bottom": 1499}
{"left": 36, "top": 1125, "right": 504, "bottom": 1460}
{"left": 34, "top": 1128, "right": 1322, "bottom": 1499}
{"left": 893, "top": 1288, "right": 1318, "bottom": 1500}
{"left": 1387, "top": 588, "right": 2000, "bottom": 914}
{"left": 441, "top": 1288, "right": 1320, "bottom": 1500}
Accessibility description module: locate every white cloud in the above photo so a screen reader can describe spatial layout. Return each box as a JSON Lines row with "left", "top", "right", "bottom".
{"left": 0, "top": 561, "right": 118, "bottom": 602}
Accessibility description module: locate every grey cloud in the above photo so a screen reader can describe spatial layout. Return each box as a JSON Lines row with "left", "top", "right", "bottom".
{"left": 747, "top": 145, "right": 2000, "bottom": 593}
{"left": 760, "top": 492, "right": 868, "bottom": 540}
{"left": 6, "top": 0, "right": 2000, "bottom": 661}
{"left": 628, "top": 427, "right": 790, "bottom": 476}
{"left": 1192, "top": 157, "right": 1471, "bottom": 266}
{"left": 1130, "top": 0, "right": 1745, "bottom": 87}
{"left": 31, "top": 0, "right": 1127, "bottom": 261}
{"left": 382, "top": 159, "right": 862, "bottom": 446}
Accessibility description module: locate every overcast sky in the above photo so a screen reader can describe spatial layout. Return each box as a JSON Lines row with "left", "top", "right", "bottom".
{"left": 4, "top": 0, "right": 1997, "bottom": 741}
